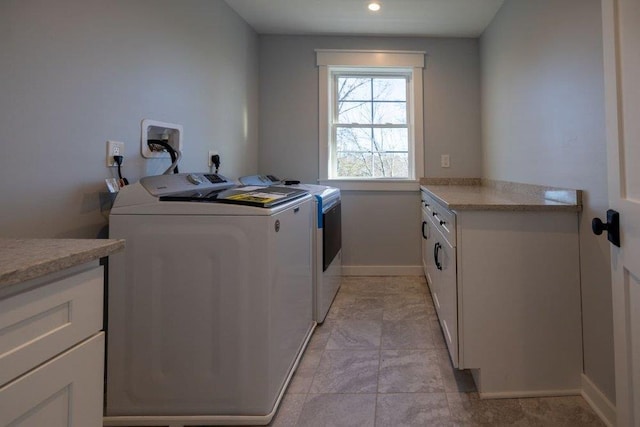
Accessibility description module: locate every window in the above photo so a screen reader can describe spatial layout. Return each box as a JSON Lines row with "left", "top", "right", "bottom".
{"left": 317, "top": 50, "right": 425, "bottom": 190}
{"left": 333, "top": 73, "right": 410, "bottom": 178}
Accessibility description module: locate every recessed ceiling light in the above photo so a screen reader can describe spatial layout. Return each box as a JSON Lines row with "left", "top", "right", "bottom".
{"left": 368, "top": 2, "right": 381, "bottom": 12}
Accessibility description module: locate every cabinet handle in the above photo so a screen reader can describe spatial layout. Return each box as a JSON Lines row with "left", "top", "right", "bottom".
{"left": 422, "top": 221, "right": 428, "bottom": 239}
{"left": 440, "top": 220, "right": 446, "bottom": 226}
{"left": 434, "top": 242, "right": 442, "bottom": 270}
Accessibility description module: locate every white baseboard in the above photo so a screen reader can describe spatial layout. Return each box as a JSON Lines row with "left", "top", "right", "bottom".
{"left": 342, "top": 265, "right": 423, "bottom": 276}
{"left": 478, "top": 389, "right": 581, "bottom": 399}
{"left": 581, "top": 374, "right": 616, "bottom": 427}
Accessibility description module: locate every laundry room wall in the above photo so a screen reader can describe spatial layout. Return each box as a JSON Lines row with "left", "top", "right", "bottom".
{"left": 480, "top": 0, "right": 614, "bottom": 407}
{"left": 0, "top": 0, "right": 259, "bottom": 238}
{"left": 258, "top": 35, "right": 481, "bottom": 271}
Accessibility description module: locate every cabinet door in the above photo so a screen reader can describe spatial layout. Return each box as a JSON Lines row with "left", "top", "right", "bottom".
{"left": 420, "top": 208, "right": 433, "bottom": 281}
{"left": 434, "top": 232, "right": 458, "bottom": 368}
{"left": 0, "top": 266, "right": 103, "bottom": 386}
{"left": 0, "top": 333, "right": 104, "bottom": 427}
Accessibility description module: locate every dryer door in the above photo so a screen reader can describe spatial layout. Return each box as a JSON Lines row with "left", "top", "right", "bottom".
{"left": 322, "top": 201, "right": 342, "bottom": 272}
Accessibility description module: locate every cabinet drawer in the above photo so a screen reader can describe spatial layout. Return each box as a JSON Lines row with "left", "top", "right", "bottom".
{"left": 0, "top": 333, "right": 104, "bottom": 427}
{"left": 421, "top": 191, "right": 456, "bottom": 244}
{"left": 0, "top": 266, "right": 103, "bottom": 386}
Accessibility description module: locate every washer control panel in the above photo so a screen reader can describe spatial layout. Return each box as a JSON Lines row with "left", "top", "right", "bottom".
{"left": 140, "top": 173, "right": 235, "bottom": 197}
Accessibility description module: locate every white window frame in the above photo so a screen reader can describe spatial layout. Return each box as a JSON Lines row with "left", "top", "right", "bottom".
{"left": 317, "top": 49, "right": 425, "bottom": 191}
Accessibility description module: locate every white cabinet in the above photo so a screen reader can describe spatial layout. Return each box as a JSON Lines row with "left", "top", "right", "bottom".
{"left": 0, "top": 264, "right": 105, "bottom": 427}
{"left": 420, "top": 189, "right": 582, "bottom": 398}
{"left": 421, "top": 196, "right": 458, "bottom": 367}
{"left": 0, "top": 334, "right": 104, "bottom": 427}
{"left": 430, "top": 223, "right": 458, "bottom": 367}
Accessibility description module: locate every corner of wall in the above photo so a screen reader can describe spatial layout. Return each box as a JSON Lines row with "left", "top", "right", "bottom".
{"left": 581, "top": 373, "right": 616, "bottom": 427}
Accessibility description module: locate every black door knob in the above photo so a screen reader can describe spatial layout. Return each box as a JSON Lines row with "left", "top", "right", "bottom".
{"left": 592, "top": 209, "right": 620, "bottom": 247}
{"left": 591, "top": 217, "right": 608, "bottom": 235}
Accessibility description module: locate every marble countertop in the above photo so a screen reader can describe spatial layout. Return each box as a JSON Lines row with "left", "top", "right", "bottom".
{"left": 420, "top": 179, "right": 582, "bottom": 212}
{"left": 0, "top": 238, "right": 125, "bottom": 288}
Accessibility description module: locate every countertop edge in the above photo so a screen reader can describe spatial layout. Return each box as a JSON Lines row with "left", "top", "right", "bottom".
{"left": 0, "top": 239, "right": 125, "bottom": 288}
{"left": 420, "top": 181, "right": 582, "bottom": 213}
{"left": 445, "top": 203, "right": 582, "bottom": 212}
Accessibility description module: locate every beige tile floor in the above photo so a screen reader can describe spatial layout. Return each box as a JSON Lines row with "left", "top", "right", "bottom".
{"left": 268, "top": 276, "right": 605, "bottom": 427}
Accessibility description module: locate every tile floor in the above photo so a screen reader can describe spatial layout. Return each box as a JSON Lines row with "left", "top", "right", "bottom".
{"left": 268, "top": 276, "right": 605, "bottom": 427}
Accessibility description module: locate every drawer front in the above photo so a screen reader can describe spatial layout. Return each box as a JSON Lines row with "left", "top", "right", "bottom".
{"left": 0, "top": 266, "right": 103, "bottom": 386}
{"left": 0, "top": 333, "right": 104, "bottom": 427}
{"left": 421, "top": 190, "right": 456, "bottom": 244}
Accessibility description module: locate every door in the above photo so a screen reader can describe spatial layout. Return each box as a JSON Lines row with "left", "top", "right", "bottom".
{"left": 602, "top": 1, "right": 640, "bottom": 425}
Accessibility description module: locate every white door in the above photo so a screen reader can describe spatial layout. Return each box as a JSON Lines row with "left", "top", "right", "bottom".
{"left": 602, "top": 1, "right": 640, "bottom": 425}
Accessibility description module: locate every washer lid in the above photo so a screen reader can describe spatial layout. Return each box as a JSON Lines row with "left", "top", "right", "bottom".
{"left": 161, "top": 186, "right": 309, "bottom": 208}
{"left": 111, "top": 182, "right": 312, "bottom": 216}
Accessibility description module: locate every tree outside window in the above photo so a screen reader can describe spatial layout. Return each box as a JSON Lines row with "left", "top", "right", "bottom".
{"left": 333, "top": 74, "right": 410, "bottom": 178}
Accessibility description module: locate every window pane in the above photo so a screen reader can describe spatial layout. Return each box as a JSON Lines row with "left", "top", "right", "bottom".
{"left": 338, "top": 77, "right": 371, "bottom": 101}
{"left": 328, "top": 69, "right": 417, "bottom": 181}
{"left": 373, "top": 78, "right": 406, "bottom": 101}
{"left": 373, "top": 153, "right": 409, "bottom": 178}
{"left": 373, "top": 128, "right": 408, "bottom": 152}
{"left": 336, "top": 127, "right": 372, "bottom": 152}
{"left": 373, "top": 102, "right": 406, "bottom": 124}
{"left": 337, "top": 153, "right": 373, "bottom": 177}
{"left": 338, "top": 101, "right": 372, "bottom": 124}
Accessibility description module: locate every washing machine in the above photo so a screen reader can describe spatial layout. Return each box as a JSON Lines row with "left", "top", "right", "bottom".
{"left": 104, "top": 173, "right": 314, "bottom": 426}
{"left": 239, "top": 175, "right": 342, "bottom": 323}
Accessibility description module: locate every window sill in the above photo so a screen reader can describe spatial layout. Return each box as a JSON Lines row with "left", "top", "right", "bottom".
{"left": 318, "top": 179, "right": 420, "bottom": 191}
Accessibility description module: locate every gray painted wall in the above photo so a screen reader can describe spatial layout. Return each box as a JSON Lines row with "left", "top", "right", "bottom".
{"left": 0, "top": 0, "right": 259, "bottom": 238}
{"left": 0, "top": 0, "right": 614, "bottom": 405}
{"left": 480, "top": 0, "right": 614, "bottom": 402}
{"left": 258, "top": 36, "right": 482, "bottom": 267}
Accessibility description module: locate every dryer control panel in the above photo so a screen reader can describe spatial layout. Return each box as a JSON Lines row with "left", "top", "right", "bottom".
{"left": 238, "top": 174, "right": 282, "bottom": 186}
{"left": 140, "top": 173, "right": 235, "bottom": 197}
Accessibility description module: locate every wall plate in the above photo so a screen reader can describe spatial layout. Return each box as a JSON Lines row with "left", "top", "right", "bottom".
{"left": 106, "top": 140, "right": 125, "bottom": 167}
{"left": 208, "top": 150, "right": 219, "bottom": 167}
{"left": 141, "top": 119, "right": 183, "bottom": 159}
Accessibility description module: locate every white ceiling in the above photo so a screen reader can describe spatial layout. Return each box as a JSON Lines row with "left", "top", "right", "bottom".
{"left": 223, "top": 0, "right": 505, "bottom": 38}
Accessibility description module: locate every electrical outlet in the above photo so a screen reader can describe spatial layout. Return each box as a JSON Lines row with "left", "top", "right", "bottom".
{"left": 208, "top": 150, "right": 219, "bottom": 167}
{"left": 107, "top": 141, "right": 125, "bottom": 167}
{"left": 441, "top": 154, "right": 450, "bottom": 168}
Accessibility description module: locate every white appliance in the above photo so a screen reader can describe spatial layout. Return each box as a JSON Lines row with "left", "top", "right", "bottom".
{"left": 105, "top": 173, "right": 314, "bottom": 426}
{"left": 239, "top": 175, "right": 342, "bottom": 323}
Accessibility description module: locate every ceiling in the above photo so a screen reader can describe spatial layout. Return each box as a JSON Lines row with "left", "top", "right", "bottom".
{"left": 223, "top": 0, "right": 505, "bottom": 38}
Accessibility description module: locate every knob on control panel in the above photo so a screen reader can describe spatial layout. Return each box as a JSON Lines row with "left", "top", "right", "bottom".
{"left": 187, "top": 174, "right": 203, "bottom": 185}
